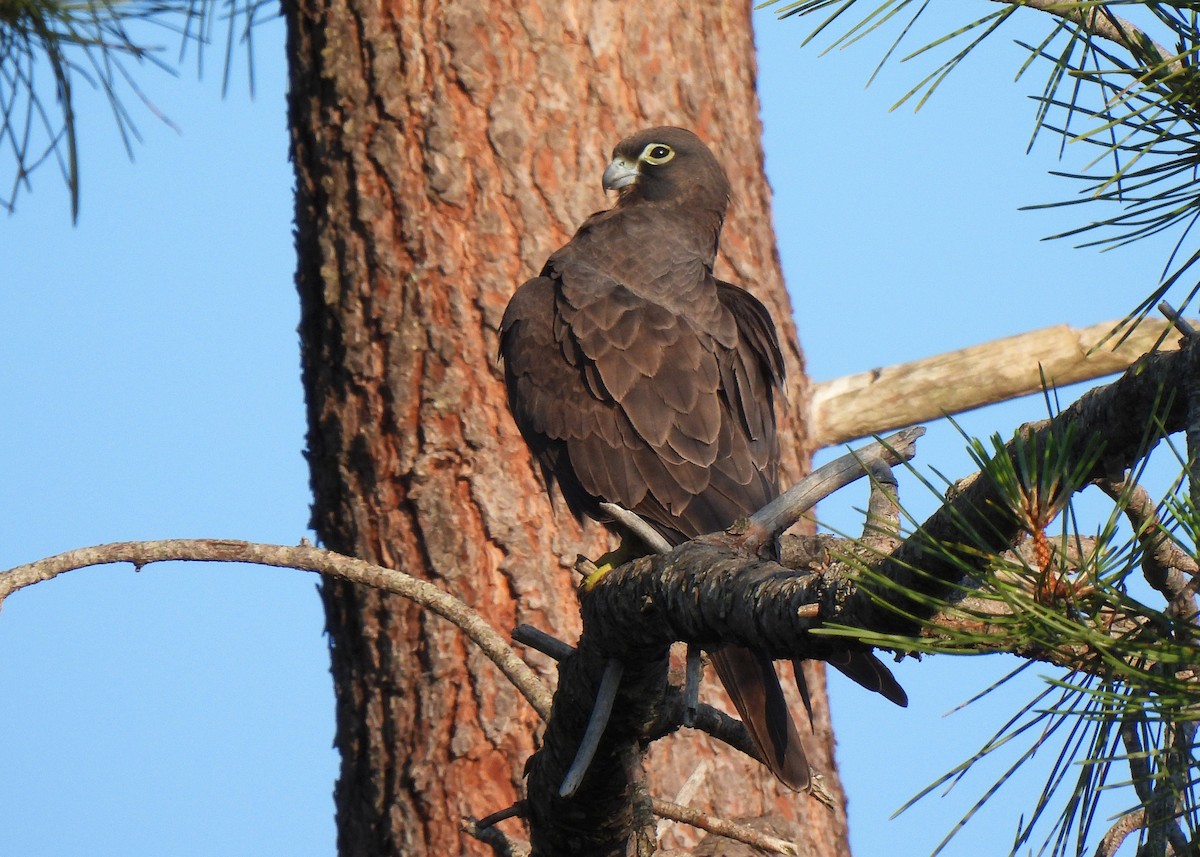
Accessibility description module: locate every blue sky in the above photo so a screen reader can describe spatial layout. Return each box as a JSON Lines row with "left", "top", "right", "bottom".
{"left": 1, "top": 5, "right": 1185, "bottom": 856}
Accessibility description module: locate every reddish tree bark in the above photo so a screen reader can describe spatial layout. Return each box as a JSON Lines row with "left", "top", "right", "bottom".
{"left": 283, "top": 0, "right": 846, "bottom": 853}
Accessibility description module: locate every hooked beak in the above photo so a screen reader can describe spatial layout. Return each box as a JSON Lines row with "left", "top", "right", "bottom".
{"left": 602, "top": 157, "right": 639, "bottom": 192}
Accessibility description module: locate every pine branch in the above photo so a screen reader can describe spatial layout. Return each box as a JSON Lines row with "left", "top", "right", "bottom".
{"left": 871, "top": 340, "right": 1195, "bottom": 629}
{"left": 1008, "top": 0, "right": 1183, "bottom": 74}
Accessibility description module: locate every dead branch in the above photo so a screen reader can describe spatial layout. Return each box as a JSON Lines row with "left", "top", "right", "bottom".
{"left": 649, "top": 799, "right": 799, "bottom": 856}
{"left": 519, "top": 339, "right": 1196, "bottom": 854}
{"left": 513, "top": 622, "right": 839, "bottom": 802}
{"left": 0, "top": 539, "right": 553, "bottom": 720}
{"left": 1094, "top": 809, "right": 1146, "bottom": 857}
{"left": 810, "top": 317, "right": 1190, "bottom": 447}
{"left": 861, "top": 462, "right": 901, "bottom": 553}
{"left": 462, "top": 814, "right": 532, "bottom": 857}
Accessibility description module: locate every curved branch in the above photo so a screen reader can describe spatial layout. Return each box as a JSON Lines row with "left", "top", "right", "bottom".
{"left": 1093, "top": 809, "right": 1146, "bottom": 857}
{"left": 742, "top": 426, "right": 924, "bottom": 551}
{"left": 1096, "top": 478, "right": 1199, "bottom": 621}
{"left": 0, "top": 539, "right": 553, "bottom": 720}
{"left": 600, "top": 502, "right": 672, "bottom": 555}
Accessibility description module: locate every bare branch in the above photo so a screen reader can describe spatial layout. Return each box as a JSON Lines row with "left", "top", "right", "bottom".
{"left": 473, "top": 802, "right": 527, "bottom": 829}
{"left": 559, "top": 659, "right": 623, "bottom": 797}
{"left": 511, "top": 623, "right": 838, "bottom": 796}
{"left": 462, "top": 813, "right": 531, "bottom": 857}
{"left": 0, "top": 539, "right": 553, "bottom": 720}
{"left": 598, "top": 428, "right": 924, "bottom": 558}
{"left": 861, "top": 462, "right": 901, "bottom": 553}
{"left": 1160, "top": 302, "right": 1198, "bottom": 340}
{"left": 649, "top": 798, "right": 801, "bottom": 855}
{"left": 811, "top": 318, "right": 1189, "bottom": 447}
{"left": 501, "top": 626, "right": 844, "bottom": 836}
{"left": 600, "top": 502, "right": 672, "bottom": 555}
{"left": 512, "top": 624, "right": 575, "bottom": 661}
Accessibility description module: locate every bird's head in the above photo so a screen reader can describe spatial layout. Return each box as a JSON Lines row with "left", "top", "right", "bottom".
{"left": 602, "top": 127, "right": 731, "bottom": 213}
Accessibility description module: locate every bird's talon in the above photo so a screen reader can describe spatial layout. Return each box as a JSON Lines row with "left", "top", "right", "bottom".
{"left": 582, "top": 562, "right": 614, "bottom": 591}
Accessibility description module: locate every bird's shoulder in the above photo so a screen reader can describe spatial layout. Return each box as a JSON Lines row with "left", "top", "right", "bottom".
{"left": 500, "top": 273, "right": 555, "bottom": 335}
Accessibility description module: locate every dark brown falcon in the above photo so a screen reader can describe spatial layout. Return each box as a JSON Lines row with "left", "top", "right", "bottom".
{"left": 500, "top": 127, "right": 904, "bottom": 792}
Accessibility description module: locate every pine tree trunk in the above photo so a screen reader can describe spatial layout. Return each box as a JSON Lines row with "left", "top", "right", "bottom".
{"left": 283, "top": 0, "right": 847, "bottom": 853}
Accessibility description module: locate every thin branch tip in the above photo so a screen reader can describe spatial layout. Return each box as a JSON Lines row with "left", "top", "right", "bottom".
{"left": 1159, "top": 300, "right": 1198, "bottom": 339}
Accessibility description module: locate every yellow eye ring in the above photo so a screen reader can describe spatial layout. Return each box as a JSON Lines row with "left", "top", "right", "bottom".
{"left": 640, "top": 144, "right": 675, "bottom": 165}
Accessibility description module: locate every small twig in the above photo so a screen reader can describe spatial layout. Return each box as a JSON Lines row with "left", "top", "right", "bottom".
{"left": 461, "top": 814, "right": 531, "bottom": 857}
{"left": 473, "top": 802, "right": 527, "bottom": 829}
{"left": 671, "top": 760, "right": 710, "bottom": 810}
{"left": 512, "top": 624, "right": 575, "bottom": 662}
{"left": 657, "top": 760, "right": 711, "bottom": 840}
{"left": 643, "top": 678, "right": 838, "bottom": 810}
{"left": 511, "top": 626, "right": 816, "bottom": 804}
{"left": 0, "top": 539, "right": 554, "bottom": 720}
{"left": 559, "top": 658, "right": 624, "bottom": 797}
{"left": 649, "top": 798, "right": 801, "bottom": 855}
{"left": 1159, "top": 301, "right": 1198, "bottom": 340}
{"left": 682, "top": 645, "right": 701, "bottom": 726}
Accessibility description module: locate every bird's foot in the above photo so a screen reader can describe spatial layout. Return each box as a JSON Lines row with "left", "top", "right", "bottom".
{"left": 582, "top": 562, "right": 612, "bottom": 591}
{"left": 579, "top": 540, "right": 642, "bottom": 591}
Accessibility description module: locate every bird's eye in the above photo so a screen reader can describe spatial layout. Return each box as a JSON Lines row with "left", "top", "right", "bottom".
{"left": 640, "top": 144, "right": 675, "bottom": 165}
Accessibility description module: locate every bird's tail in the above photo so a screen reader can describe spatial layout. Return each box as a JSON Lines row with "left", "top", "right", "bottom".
{"left": 819, "top": 651, "right": 909, "bottom": 707}
{"left": 710, "top": 646, "right": 810, "bottom": 792}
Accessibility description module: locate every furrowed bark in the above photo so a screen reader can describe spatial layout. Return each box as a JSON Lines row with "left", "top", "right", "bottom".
{"left": 282, "top": 0, "right": 839, "bottom": 852}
